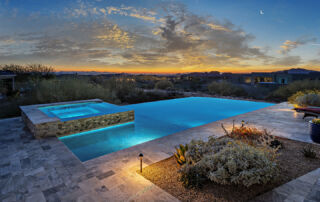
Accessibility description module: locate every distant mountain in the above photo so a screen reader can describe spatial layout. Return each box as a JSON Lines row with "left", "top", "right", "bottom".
{"left": 55, "top": 71, "right": 119, "bottom": 75}
{"left": 275, "top": 68, "right": 320, "bottom": 75}
{"left": 54, "top": 68, "right": 319, "bottom": 76}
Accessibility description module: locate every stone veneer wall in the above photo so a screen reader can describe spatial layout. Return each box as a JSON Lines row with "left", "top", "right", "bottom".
{"left": 22, "top": 110, "right": 134, "bottom": 138}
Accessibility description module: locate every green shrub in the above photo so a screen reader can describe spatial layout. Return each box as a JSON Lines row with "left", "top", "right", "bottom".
{"left": 180, "top": 137, "right": 279, "bottom": 188}
{"left": 288, "top": 90, "right": 320, "bottom": 107}
{"left": 268, "top": 79, "right": 320, "bottom": 102}
{"left": 155, "top": 80, "right": 174, "bottom": 90}
{"left": 208, "top": 81, "right": 247, "bottom": 97}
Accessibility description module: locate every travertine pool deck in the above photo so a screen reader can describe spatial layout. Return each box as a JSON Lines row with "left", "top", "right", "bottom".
{"left": 0, "top": 102, "right": 319, "bottom": 201}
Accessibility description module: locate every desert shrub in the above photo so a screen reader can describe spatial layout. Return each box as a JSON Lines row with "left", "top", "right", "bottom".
{"left": 301, "top": 145, "right": 317, "bottom": 158}
{"left": 145, "top": 81, "right": 155, "bottom": 89}
{"left": 288, "top": 90, "right": 320, "bottom": 107}
{"left": 242, "top": 85, "right": 275, "bottom": 100}
{"left": 180, "top": 137, "right": 279, "bottom": 188}
{"left": 0, "top": 96, "right": 37, "bottom": 118}
{"left": 268, "top": 79, "right": 320, "bottom": 102}
{"left": 270, "top": 139, "right": 283, "bottom": 149}
{"left": 0, "top": 64, "right": 55, "bottom": 81}
{"left": 208, "top": 81, "right": 247, "bottom": 97}
{"left": 0, "top": 80, "right": 7, "bottom": 94}
{"left": 179, "top": 163, "right": 206, "bottom": 188}
{"left": 0, "top": 100, "right": 20, "bottom": 118}
{"left": 30, "top": 78, "right": 117, "bottom": 104}
{"left": 101, "top": 77, "right": 145, "bottom": 103}
{"left": 198, "top": 141, "right": 278, "bottom": 187}
{"left": 155, "top": 80, "right": 174, "bottom": 90}
{"left": 0, "top": 76, "right": 183, "bottom": 118}
{"left": 180, "top": 137, "right": 232, "bottom": 188}
{"left": 186, "top": 137, "right": 232, "bottom": 165}
{"left": 102, "top": 77, "right": 181, "bottom": 104}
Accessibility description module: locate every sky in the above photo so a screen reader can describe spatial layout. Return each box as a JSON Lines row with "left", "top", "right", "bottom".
{"left": 0, "top": 0, "right": 320, "bottom": 74}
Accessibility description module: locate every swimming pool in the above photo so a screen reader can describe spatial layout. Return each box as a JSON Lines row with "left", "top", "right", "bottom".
{"left": 59, "top": 97, "right": 274, "bottom": 161}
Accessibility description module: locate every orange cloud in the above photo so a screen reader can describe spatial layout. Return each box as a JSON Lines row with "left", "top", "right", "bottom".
{"left": 96, "top": 25, "right": 134, "bottom": 49}
{"left": 206, "top": 23, "right": 231, "bottom": 32}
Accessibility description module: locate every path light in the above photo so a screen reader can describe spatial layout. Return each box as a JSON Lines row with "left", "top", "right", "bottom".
{"left": 139, "top": 153, "right": 143, "bottom": 173}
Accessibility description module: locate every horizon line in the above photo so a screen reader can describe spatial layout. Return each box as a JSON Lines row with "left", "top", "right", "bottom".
{"left": 54, "top": 67, "right": 317, "bottom": 75}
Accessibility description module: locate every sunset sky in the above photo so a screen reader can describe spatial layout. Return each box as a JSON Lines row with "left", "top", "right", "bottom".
{"left": 0, "top": 0, "right": 320, "bottom": 73}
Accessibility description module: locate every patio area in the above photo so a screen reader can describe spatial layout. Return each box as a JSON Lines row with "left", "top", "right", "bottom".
{"left": 0, "top": 102, "right": 319, "bottom": 202}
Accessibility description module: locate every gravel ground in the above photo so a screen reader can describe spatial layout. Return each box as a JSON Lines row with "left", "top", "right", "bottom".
{"left": 140, "top": 138, "right": 320, "bottom": 202}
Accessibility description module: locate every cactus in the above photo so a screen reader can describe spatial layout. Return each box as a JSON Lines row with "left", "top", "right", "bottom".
{"left": 174, "top": 144, "right": 188, "bottom": 165}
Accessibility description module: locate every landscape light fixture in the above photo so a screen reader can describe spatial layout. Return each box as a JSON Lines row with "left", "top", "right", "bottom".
{"left": 139, "top": 153, "right": 143, "bottom": 173}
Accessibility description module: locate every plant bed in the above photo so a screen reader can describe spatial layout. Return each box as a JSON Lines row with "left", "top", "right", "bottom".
{"left": 139, "top": 137, "right": 320, "bottom": 202}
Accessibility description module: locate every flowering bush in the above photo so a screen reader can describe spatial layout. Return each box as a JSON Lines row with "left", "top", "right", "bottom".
{"left": 312, "top": 118, "right": 320, "bottom": 125}
{"left": 221, "top": 122, "right": 276, "bottom": 148}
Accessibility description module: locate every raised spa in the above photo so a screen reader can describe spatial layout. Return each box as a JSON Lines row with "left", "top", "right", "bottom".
{"left": 20, "top": 99, "right": 134, "bottom": 138}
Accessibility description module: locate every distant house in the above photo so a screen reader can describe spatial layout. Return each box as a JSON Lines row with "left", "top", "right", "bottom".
{"left": 243, "top": 68, "right": 320, "bottom": 86}
{"left": 0, "top": 71, "right": 16, "bottom": 91}
{"left": 248, "top": 73, "right": 290, "bottom": 85}
{"left": 178, "top": 71, "right": 221, "bottom": 80}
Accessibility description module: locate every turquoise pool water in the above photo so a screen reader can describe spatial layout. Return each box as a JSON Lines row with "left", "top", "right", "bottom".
{"left": 39, "top": 102, "right": 128, "bottom": 121}
{"left": 59, "top": 97, "right": 274, "bottom": 161}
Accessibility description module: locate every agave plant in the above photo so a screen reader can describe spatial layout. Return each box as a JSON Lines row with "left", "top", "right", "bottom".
{"left": 174, "top": 144, "right": 188, "bottom": 166}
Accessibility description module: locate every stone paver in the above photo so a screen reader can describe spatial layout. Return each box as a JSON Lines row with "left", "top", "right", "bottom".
{"left": 252, "top": 169, "right": 320, "bottom": 202}
{"left": 0, "top": 102, "right": 319, "bottom": 201}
